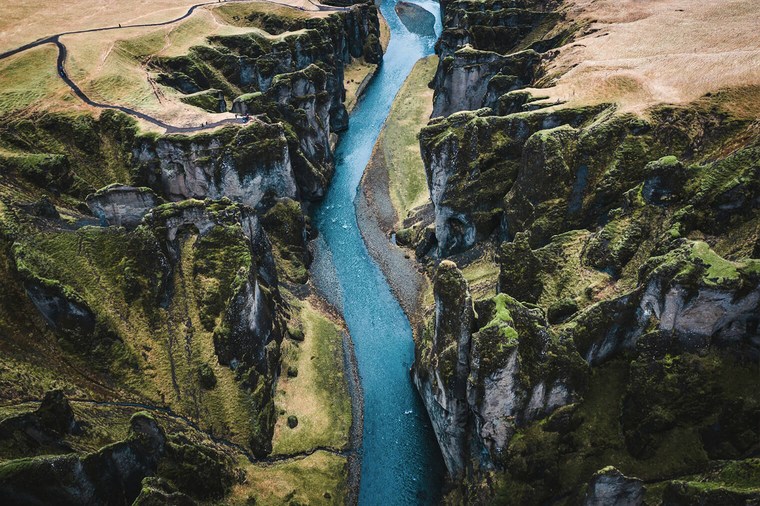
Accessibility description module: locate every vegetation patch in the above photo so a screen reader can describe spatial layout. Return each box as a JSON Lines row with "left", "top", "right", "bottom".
{"left": 272, "top": 300, "right": 351, "bottom": 455}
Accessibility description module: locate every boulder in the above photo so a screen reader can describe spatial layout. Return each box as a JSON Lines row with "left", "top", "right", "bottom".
{"left": 583, "top": 467, "right": 644, "bottom": 506}
{"left": 86, "top": 184, "right": 162, "bottom": 229}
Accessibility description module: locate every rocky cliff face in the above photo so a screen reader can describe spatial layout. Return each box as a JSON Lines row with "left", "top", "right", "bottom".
{"left": 86, "top": 184, "right": 163, "bottom": 228}
{"left": 10, "top": 196, "right": 287, "bottom": 457}
{"left": 0, "top": 2, "right": 384, "bottom": 502}
{"left": 414, "top": 261, "right": 586, "bottom": 477}
{"left": 411, "top": 0, "right": 760, "bottom": 502}
{"left": 147, "top": 4, "right": 383, "bottom": 205}
{"left": 155, "top": 3, "right": 382, "bottom": 134}
{"left": 413, "top": 261, "right": 475, "bottom": 477}
{"left": 232, "top": 64, "right": 335, "bottom": 200}
{"left": 432, "top": 47, "right": 540, "bottom": 118}
{"left": 134, "top": 122, "right": 298, "bottom": 210}
{"left": 0, "top": 408, "right": 234, "bottom": 505}
{"left": 143, "top": 199, "right": 285, "bottom": 455}
{"left": 418, "top": 105, "right": 602, "bottom": 257}
{"left": 431, "top": 0, "right": 568, "bottom": 117}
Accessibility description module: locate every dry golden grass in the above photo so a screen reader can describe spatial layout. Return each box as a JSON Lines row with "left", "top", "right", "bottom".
{"left": 234, "top": 451, "right": 347, "bottom": 505}
{"left": 0, "top": 0, "right": 354, "bottom": 129}
{"left": 61, "top": 8, "right": 255, "bottom": 127}
{"left": 344, "top": 58, "right": 378, "bottom": 114}
{"left": 0, "top": 0, "right": 323, "bottom": 53}
{"left": 271, "top": 299, "right": 351, "bottom": 455}
{"left": 530, "top": 0, "right": 760, "bottom": 117}
{"left": 214, "top": 0, "right": 332, "bottom": 25}
{"left": 0, "top": 46, "right": 78, "bottom": 116}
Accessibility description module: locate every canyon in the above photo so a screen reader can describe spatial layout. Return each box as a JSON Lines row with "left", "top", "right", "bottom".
{"left": 0, "top": 0, "right": 759, "bottom": 504}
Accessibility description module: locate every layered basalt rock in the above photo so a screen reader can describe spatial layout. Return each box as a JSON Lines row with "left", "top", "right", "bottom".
{"left": 412, "top": 0, "right": 760, "bottom": 502}
{"left": 86, "top": 184, "right": 163, "bottom": 228}
{"left": 431, "top": 0, "right": 569, "bottom": 117}
{"left": 154, "top": 3, "right": 382, "bottom": 133}
{"left": 413, "top": 261, "right": 586, "bottom": 477}
{"left": 432, "top": 46, "right": 540, "bottom": 117}
{"left": 583, "top": 467, "right": 645, "bottom": 506}
{"left": 0, "top": 412, "right": 167, "bottom": 505}
{"left": 232, "top": 64, "right": 334, "bottom": 200}
{"left": 134, "top": 122, "right": 298, "bottom": 210}
{"left": 0, "top": 411, "right": 234, "bottom": 505}
{"left": 418, "top": 105, "right": 604, "bottom": 257}
{"left": 10, "top": 196, "right": 287, "bottom": 457}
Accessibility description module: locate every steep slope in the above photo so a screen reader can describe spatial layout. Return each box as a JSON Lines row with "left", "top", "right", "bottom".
{"left": 0, "top": 2, "right": 381, "bottom": 503}
{"left": 398, "top": 0, "right": 760, "bottom": 503}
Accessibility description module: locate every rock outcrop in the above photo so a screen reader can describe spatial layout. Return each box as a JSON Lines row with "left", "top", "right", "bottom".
{"left": 0, "top": 413, "right": 167, "bottom": 506}
{"left": 232, "top": 64, "right": 334, "bottom": 200}
{"left": 143, "top": 199, "right": 284, "bottom": 456}
{"left": 430, "top": 0, "right": 568, "bottom": 118}
{"left": 418, "top": 106, "right": 603, "bottom": 257}
{"left": 414, "top": 261, "right": 586, "bottom": 477}
{"left": 86, "top": 184, "right": 163, "bottom": 228}
{"left": 432, "top": 46, "right": 539, "bottom": 118}
{"left": 154, "top": 3, "right": 382, "bottom": 133}
{"left": 572, "top": 240, "right": 760, "bottom": 365}
{"left": 583, "top": 467, "right": 645, "bottom": 506}
{"left": 0, "top": 391, "right": 79, "bottom": 458}
{"left": 135, "top": 122, "right": 298, "bottom": 210}
{"left": 0, "top": 411, "right": 236, "bottom": 505}
{"left": 413, "top": 260, "right": 475, "bottom": 477}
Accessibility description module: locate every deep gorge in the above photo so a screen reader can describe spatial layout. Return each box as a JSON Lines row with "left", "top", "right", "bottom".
{"left": 0, "top": 0, "right": 758, "bottom": 504}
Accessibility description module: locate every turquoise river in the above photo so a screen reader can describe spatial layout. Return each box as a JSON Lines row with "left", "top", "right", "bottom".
{"left": 311, "top": 0, "right": 445, "bottom": 503}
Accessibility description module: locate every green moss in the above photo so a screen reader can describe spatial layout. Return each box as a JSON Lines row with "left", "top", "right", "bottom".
{"left": 641, "top": 240, "right": 760, "bottom": 291}
{"left": 180, "top": 89, "right": 225, "bottom": 113}
{"left": 0, "top": 110, "right": 139, "bottom": 197}
{"left": 481, "top": 293, "right": 518, "bottom": 342}
{"left": 194, "top": 224, "right": 252, "bottom": 330}
{"left": 261, "top": 199, "right": 308, "bottom": 284}
{"left": 497, "top": 232, "right": 543, "bottom": 303}
{"left": 689, "top": 240, "right": 747, "bottom": 283}
{"left": 158, "top": 436, "right": 235, "bottom": 500}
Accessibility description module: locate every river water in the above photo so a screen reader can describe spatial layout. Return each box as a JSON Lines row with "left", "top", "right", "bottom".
{"left": 310, "top": 0, "right": 445, "bottom": 503}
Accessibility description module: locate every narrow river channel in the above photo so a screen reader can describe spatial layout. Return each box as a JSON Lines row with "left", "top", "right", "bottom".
{"left": 311, "top": 0, "right": 445, "bottom": 503}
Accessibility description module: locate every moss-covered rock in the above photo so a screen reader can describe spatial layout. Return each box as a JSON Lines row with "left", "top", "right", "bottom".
{"left": 497, "top": 232, "right": 542, "bottom": 303}
{"left": 179, "top": 89, "right": 226, "bottom": 113}
{"left": 415, "top": 261, "right": 587, "bottom": 478}
{"left": 0, "top": 110, "right": 139, "bottom": 197}
{"left": 0, "top": 412, "right": 167, "bottom": 505}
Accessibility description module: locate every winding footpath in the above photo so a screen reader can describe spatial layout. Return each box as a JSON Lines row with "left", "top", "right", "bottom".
{"left": 0, "top": 0, "right": 349, "bottom": 133}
